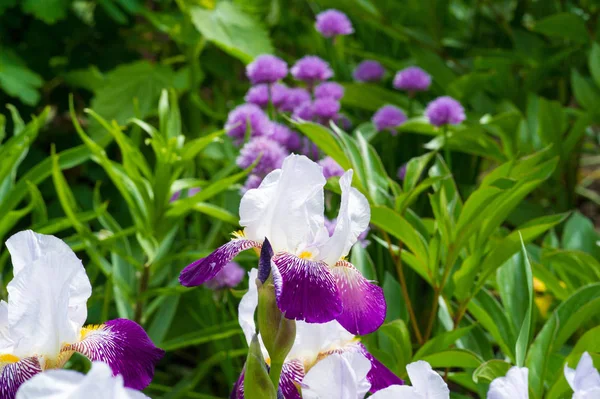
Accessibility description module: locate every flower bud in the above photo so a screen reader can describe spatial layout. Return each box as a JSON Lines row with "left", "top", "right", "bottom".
{"left": 244, "top": 335, "right": 277, "bottom": 399}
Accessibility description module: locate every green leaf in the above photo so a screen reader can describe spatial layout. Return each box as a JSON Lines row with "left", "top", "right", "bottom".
{"left": 148, "top": 295, "right": 180, "bottom": 345}
{"left": 293, "top": 121, "right": 351, "bottom": 170}
{"left": 245, "top": 335, "right": 277, "bottom": 399}
{"left": 341, "top": 83, "right": 408, "bottom": 111}
{"left": 0, "top": 49, "right": 43, "bottom": 105}
{"left": 193, "top": 202, "right": 239, "bottom": 225}
{"left": 22, "top": 0, "right": 68, "bottom": 23}
{"left": 160, "top": 321, "right": 242, "bottom": 351}
{"left": 378, "top": 320, "right": 412, "bottom": 375}
{"left": 561, "top": 211, "right": 600, "bottom": 259}
{"left": 472, "top": 360, "right": 512, "bottom": 383}
{"left": 533, "top": 13, "right": 589, "bottom": 43}
{"left": 403, "top": 152, "right": 436, "bottom": 192}
{"left": 414, "top": 325, "right": 476, "bottom": 359}
{"left": 513, "top": 238, "right": 534, "bottom": 367}
{"left": 589, "top": 42, "right": 600, "bottom": 88}
{"left": 190, "top": 3, "right": 273, "bottom": 64}
{"left": 570, "top": 69, "right": 600, "bottom": 110}
{"left": 420, "top": 349, "right": 482, "bottom": 369}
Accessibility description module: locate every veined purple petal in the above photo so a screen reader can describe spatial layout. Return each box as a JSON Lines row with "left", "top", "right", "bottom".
{"left": 230, "top": 368, "right": 245, "bottom": 399}
{"left": 280, "top": 359, "right": 304, "bottom": 399}
{"left": 64, "top": 319, "right": 164, "bottom": 390}
{"left": 331, "top": 260, "right": 385, "bottom": 335}
{"left": 0, "top": 357, "right": 41, "bottom": 399}
{"left": 271, "top": 252, "right": 342, "bottom": 323}
{"left": 179, "top": 239, "right": 260, "bottom": 287}
{"left": 355, "top": 342, "right": 403, "bottom": 392}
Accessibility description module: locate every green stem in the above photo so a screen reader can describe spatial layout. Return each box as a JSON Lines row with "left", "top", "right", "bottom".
{"left": 443, "top": 125, "right": 452, "bottom": 170}
{"left": 269, "top": 359, "right": 284, "bottom": 390}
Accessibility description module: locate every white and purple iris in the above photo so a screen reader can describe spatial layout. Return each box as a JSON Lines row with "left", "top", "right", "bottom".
{"left": 232, "top": 269, "right": 402, "bottom": 398}
{"left": 180, "top": 154, "right": 386, "bottom": 335}
{"left": 0, "top": 231, "right": 163, "bottom": 399}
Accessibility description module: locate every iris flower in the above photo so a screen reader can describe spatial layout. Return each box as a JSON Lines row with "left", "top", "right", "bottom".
{"left": 487, "top": 366, "right": 529, "bottom": 399}
{"left": 232, "top": 269, "right": 401, "bottom": 398}
{"left": 564, "top": 352, "right": 600, "bottom": 398}
{"left": 16, "top": 362, "right": 148, "bottom": 399}
{"left": 0, "top": 231, "right": 164, "bottom": 398}
{"left": 180, "top": 154, "right": 386, "bottom": 335}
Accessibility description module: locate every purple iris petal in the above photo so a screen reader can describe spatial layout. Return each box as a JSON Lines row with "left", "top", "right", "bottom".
{"left": 270, "top": 123, "right": 302, "bottom": 152}
{"left": 393, "top": 66, "right": 431, "bottom": 92}
{"left": 372, "top": 105, "right": 407, "bottom": 134}
{"left": 355, "top": 343, "right": 404, "bottom": 392}
{"left": 242, "top": 174, "right": 263, "bottom": 194}
{"left": 313, "top": 98, "right": 340, "bottom": 121}
{"left": 179, "top": 239, "right": 260, "bottom": 287}
{"left": 280, "top": 88, "right": 311, "bottom": 112}
{"left": 230, "top": 368, "right": 245, "bottom": 399}
{"left": 318, "top": 157, "right": 344, "bottom": 179}
{"left": 279, "top": 359, "right": 304, "bottom": 399}
{"left": 225, "top": 104, "right": 272, "bottom": 144}
{"left": 0, "top": 357, "right": 42, "bottom": 399}
{"left": 314, "top": 82, "right": 344, "bottom": 100}
{"left": 331, "top": 260, "right": 385, "bottom": 335}
{"left": 425, "top": 96, "right": 466, "bottom": 127}
{"left": 292, "top": 101, "right": 315, "bottom": 122}
{"left": 315, "top": 9, "right": 354, "bottom": 38}
{"left": 353, "top": 60, "right": 385, "bottom": 82}
{"left": 204, "top": 261, "right": 245, "bottom": 290}
{"left": 236, "top": 137, "right": 288, "bottom": 176}
{"left": 271, "top": 252, "right": 342, "bottom": 323}
{"left": 291, "top": 56, "right": 333, "bottom": 83}
{"left": 246, "top": 55, "right": 288, "bottom": 84}
{"left": 63, "top": 319, "right": 164, "bottom": 390}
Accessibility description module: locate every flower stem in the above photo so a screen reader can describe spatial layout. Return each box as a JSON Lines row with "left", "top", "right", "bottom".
{"left": 443, "top": 125, "right": 452, "bottom": 170}
{"left": 269, "top": 359, "right": 284, "bottom": 390}
{"left": 134, "top": 262, "right": 151, "bottom": 323}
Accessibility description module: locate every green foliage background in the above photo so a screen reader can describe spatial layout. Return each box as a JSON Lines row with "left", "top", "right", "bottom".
{"left": 1, "top": 0, "right": 600, "bottom": 398}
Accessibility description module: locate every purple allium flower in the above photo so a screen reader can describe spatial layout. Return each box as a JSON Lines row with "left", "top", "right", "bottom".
{"left": 246, "top": 54, "right": 288, "bottom": 84}
{"left": 425, "top": 96, "right": 466, "bottom": 127}
{"left": 301, "top": 139, "right": 320, "bottom": 160}
{"left": 315, "top": 9, "right": 354, "bottom": 38}
{"left": 397, "top": 164, "right": 407, "bottom": 180}
{"left": 280, "top": 88, "right": 311, "bottom": 112}
{"left": 353, "top": 60, "right": 385, "bottom": 82}
{"left": 314, "top": 82, "right": 344, "bottom": 100}
{"left": 292, "top": 100, "right": 315, "bottom": 122}
{"left": 270, "top": 122, "right": 302, "bottom": 151}
{"left": 242, "top": 174, "right": 263, "bottom": 193}
{"left": 313, "top": 98, "right": 341, "bottom": 121}
{"left": 393, "top": 66, "right": 431, "bottom": 92}
{"left": 372, "top": 105, "right": 407, "bottom": 134}
{"left": 204, "top": 261, "right": 245, "bottom": 290}
{"left": 318, "top": 156, "right": 344, "bottom": 179}
{"left": 335, "top": 113, "right": 352, "bottom": 131}
{"left": 245, "top": 83, "right": 289, "bottom": 109}
{"left": 236, "top": 136, "right": 288, "bottom": 175}
{"left": 291, "top": 56, "right": 333, "bottom": 83}
{"left": 225, "top": 104, "right": 272, "bottom": 143}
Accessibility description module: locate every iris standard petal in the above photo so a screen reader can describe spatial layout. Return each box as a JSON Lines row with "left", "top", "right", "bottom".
{"left": 279, "top": 359, "right": 304, "bottom": 399}
{"left": 271, "top": 252, "right": 342, "bottom": 323}
{"left": 302, "top": 352, "right": 371, "bottom": 399}
{"left": 0, "top": 357, "right": 42, "bottom": 399}
{"left": 370, "top": 385, "right": 423, "bottom": 399}
{"left": 354, "top": 343, "right": 404, "bottom": 393}
{"left": 63, "top": 319, "right": 164, "bottom": 390}
{"left": 406, "top": 360, "right": 450, "bottom": 399}
{"left": 331, "top": 260, "right": 385, "bottom": 335}
{"left": 179, "top": 238, "right": 260, "bottom": 287}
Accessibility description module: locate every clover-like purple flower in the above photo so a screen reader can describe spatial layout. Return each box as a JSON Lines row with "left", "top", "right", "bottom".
{"left": 314, "top": 82, "right": 344, "bottom": 100}
{"left": 372, "top": 105, "right": 407, "bottom": 134}
{"left": 280, "top": 87, "right": 311, "bottom": 112}
{"left": 353, "top": 60, "right": 385, "bottom": 82}
{"left": 313, "top": 98, "right": 341, "bottom": 121}
{"left": 270, "top": 122, "right": 302, "bottom": 152}
{"left": 425, "top": 96, "right": 465, "bottom": 127}
{"left": 318, "top": 156, "right": 344, "bottom": 179}
{"left": 293, "top": 100, "right": 315, "bottom": 122}
{"left": 225, "top": 104, "right": 272, "bottom": 143}
{"left": 393, "top": 66, "right": 431, "bottom": 93}
{"left": 244, "top": 83, "right": 289, "bottom": 109}
{"left": 291, "top": 56, "right": 333, "bottom": 83}
{"left": 315, "top": 9, "right": 354, "bottom": 38}
{"left": 236, "top": 136, "right": 289, "bottom": 176}
{"left": 246, "top": 54, "right": 288, "bottom": 84}
{"left": 204, "top": 261, "right": 245, "bottom": 290}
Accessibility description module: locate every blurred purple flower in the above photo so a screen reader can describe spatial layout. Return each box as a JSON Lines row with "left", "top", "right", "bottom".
{"left": 315, "top": 9, "right": 354, "bottom": 38}
{"left": 244, "top": 83, "right": 289, "bottom": 109}
{"left": 280, "top": 88, "right": 311, "bottom": 112}
{"left": 225, "top": 104, "right": 272, "bottom": 143}
{"left": 372, "top": 105, "right": 407, "bottom": 134}
{"left": 270, "top": 122, "right": 302, "bottom": 151}
{"left": 170, "top": 187, "right": 201, "bottom": 202}
{"left": 314, "top": 82, "right": 344, "bottom": 100}
{"left": 301, "top": 139, "right": 320, "bottom": 160}
{"left": 246, "top": 54, "right": 288, "bottom": 84}
{"left": 397, "top": 164, "right": 407, "bottom": 180}
{"left": 291, "top": 56, "right": 333, "bottom": 83}
{"left": 393, "top": 67, "right": 431, "bottom": 92}
{"left": 188, "top": 187, "right": 201, "bottom": 196}
{"left": 236, "top": 136, "right": 289, "bottom": 176}
{"left": 353, "top": 60, "right": 385, "bottom": 82}
{"left": 242, "top": 174, "right": 263, "bottom": 193}
{"left": 204, "top": 261, "right": 245, "bottom": 290}
{"left": 325, "top": 217, "right": 370, "bottom": 248}
{"left": 335, "top": 113, "right": 352, "bottom": 131}
{"left": 293, "top": 100, "right": 315, "bottom": 122}
{"left": 319, "top": 156, "right": 344, "bottom": 179}
{"left": 425, "top": 96, "right": 465, "bottom": 127}
{"left": 313, "top": 98, "right": 341, "bottom": 121}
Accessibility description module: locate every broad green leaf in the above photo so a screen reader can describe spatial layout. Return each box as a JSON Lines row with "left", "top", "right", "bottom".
{"left": 561, "top": 211, "right": 600, "bottom": 259}
{"left": 148, "top": 295, "right": 180, "bottom": 344}
{"left": 533, "top": 13, "right": 589, "bottom": 43}
{"left": 22, "top": 0, "right": 68, "bottom": 23}
{"left": 403, "top": 152, "right": 435, "bottom": 192}
{"left": 472, "top": 360, "right": 512, "bottom": 383}
{"left": 182, "top": 130, "right": 226, "bottom": 161}
{"left": 420, "top": 349, "right": 482, "bottom": 369}
{"left": 378, "top": 320, "right": 412, "bottom": 375}
{"left": 341, "top": 83, "right": 408, "bottom": 111}
{"left": 414, "top": 325, "right": 475, "bottom": 359}
{"left": 0, "top": 49, "right": 43, "bottom": 105}
{"left": 193, "top": 202, "right": 239, "bottom": 225}
{"left": 570, "top": 69, "right": 600, "bottom": 111}
{"left": 293, "top": 121, "right": 351, "bottom": 170}
{"left": 589, "top": 42, "right": 600, "bottom": 88}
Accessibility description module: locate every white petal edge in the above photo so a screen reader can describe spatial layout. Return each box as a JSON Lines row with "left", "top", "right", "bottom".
{"left": 288, "top": 320, "right": 354, "bottom": 365}
{"left": 370, "top": 385, "right": 424, "bottom": 399}
{"left": 570, "top": 352, "right": 600, "bottom": 393}
{"left": 302, "top": 352, "right": 371, "bottom": 399}
{"left": 487, "top": 366, "right": 528, "bottom": 399}
{"left": 238, "top": 269, "right": 259, "bottom": 346}
{"left": 406, "top": 360, "right": 450, "bottom": 399}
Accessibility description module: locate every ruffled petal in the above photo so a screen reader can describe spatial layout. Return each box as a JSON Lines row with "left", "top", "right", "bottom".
{"left": 355, "top": 343, "right": 404, "bottom": 393}
{"left": 331, "top": 260, "right": 385, "bottom": 335}
{"left": 572, "top": 352, "right": 600, "bottom": 393}
{"left": 64, "top": 319, "right": 164, "bottom": 390}
{"left": 179, "top": 238, "right": 259, "bottom": 287}
{"left": 238, "top": 269, "right": 259, "bottom": 345}
{"left": 406, "top": 360, "right": 450, "bottom": 399}
{"left": 370, "top": 385, "right": 423, "bottom": 399}
{"left": 302, "top": 352, "right": 371, "bottom": 399}
{"left": 289, "top": 320, "right": 354, "bottom": 363}
{"left": 0, "top": 356, "right": 42, "bottom": 399}
{"left": 271, "top": 252, "right": 341, "bottom": 323}
{"left": 280, "top": 359, "right": 304, "bottom": 399}
{"left": 488, "top": 366, "right": 528, "bottom": 399}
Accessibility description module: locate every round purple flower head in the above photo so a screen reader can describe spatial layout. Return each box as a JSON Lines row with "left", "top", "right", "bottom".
{"left": 280, "top": 88, "right": 311, "bottom": 112}
{"left": 313, "top": 98, "right": 341, "bottom": 121}
{"left": 425, "top": 96, "right": 466, "bottom": 127}
{"left": 236, "top": 136, "right": 288, "bottom": 176}
{"left": 372, "top": 105, "right": 407, "bottom": 134}
{"left": 242, "top": 174, "right": 263, "bottom": 194}
{"left": 204, "top": 261, "right": 245, "bottom": 290}
{"left": 270, "top": 122, "right": 302, "bottom": 151}
{"left": 292, "top": 100, "right": 315, "bottom": 122}
{"left": 245, "top": 83, "right": 289, "bottom": 109}
{"left": 315, "top": 9, "right": 354, "bottom": 38}
{"left": 318, "top": 156, "right": 344, "bottom": 179}
{"left": 393, "top": 66, "right": 431, "bottom": 92}
{"left": 291, "top": 56, "right": 333, "bottom": 83}
{"left": 353, "top": 60, "right": 385, "bottom": 82}
{"left": 246, "top": 54, "right": 288, "bottom": 84}
{"left": 225, "top": 103, "right": 271, "bottom": 143}
{"left": 314, "top": 82, "right": 344, "bottom": 100}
